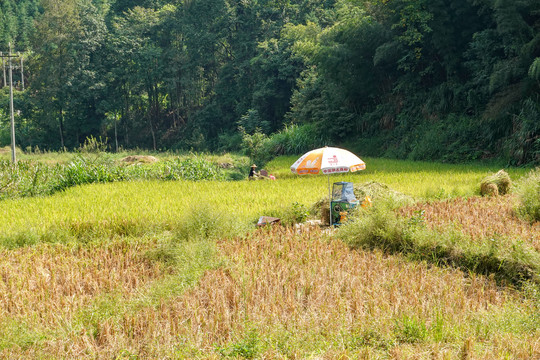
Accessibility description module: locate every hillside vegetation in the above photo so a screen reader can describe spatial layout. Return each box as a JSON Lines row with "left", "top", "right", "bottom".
{"left": 0, "top": 0, "right": 539, "bottom": 165}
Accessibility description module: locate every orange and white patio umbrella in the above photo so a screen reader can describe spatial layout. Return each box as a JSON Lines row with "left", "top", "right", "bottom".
{"left": 290, "top": 146, "right": 365, "bottom": 175}
{"left": 291, "top": 146, "right": 366, "bottom": 225}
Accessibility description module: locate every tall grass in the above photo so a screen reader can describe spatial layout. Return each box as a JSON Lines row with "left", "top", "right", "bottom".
{"left": 0, "top": 155, "right": 227, "bottom": 200}
{"left": 0, "top": 160, "right": 63, "bottom": 198}
{"left": 263, "top": 123, "right": 329, "bottom": 156}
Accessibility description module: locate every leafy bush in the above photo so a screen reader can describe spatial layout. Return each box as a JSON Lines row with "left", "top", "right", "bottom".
{"left": 240, "top": 124, "right": 329, "bottom": 166}
{"left": 217, "top": 131, "right": 243, "bottom": 152}
{"left": 338, "top": 200, "right": 411, "bottom": 253}
{"left": 406, "top": 114, "right": 485, "bottom": 163}
{"left": 239, "top": 127, "right": 272, "bottom": 165}
{"left": 515, "top": 168, "right": 540, "bottom": 222}
{"left": 504, "top": 98, "right": 540, "bottom": 165}
{"left": 279, "top": 201, "right": 310, "bottom": 226}
{"left": 263, "top": 123, "right": 329, "bottom": 156}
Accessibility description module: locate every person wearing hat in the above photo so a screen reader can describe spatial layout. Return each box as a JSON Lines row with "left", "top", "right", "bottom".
{"left": 248, "top": 164, "right": 259, "bottom": 180}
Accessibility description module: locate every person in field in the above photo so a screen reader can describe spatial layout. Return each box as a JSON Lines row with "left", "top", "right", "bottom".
{"left": 248, "top": 164, "right": 259, "bottom": 180}
{"left": 249, "top": 164, "right": 276, "bottom": 180}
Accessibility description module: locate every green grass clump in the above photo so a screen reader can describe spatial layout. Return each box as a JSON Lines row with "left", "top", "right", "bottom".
{"left": 52, "top": 157, "right": 128, "bottom": 191}
{"left": 515, "top": 167, "right": 540, "bottom": 222}
{"left": 0, "top": 160, "right": 63, "bottom": 199}
{"left": 0, "top": 319, "right": 46, "bottom": 352}
{"left": 156, "top": 157, "right": 224, "bottom": 181}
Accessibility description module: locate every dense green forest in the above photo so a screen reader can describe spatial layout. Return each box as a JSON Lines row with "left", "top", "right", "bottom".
{"left": 0, "top": 0, "right": 539, "bottom": 164}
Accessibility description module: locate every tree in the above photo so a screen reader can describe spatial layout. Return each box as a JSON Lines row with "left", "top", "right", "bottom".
{"left": 29, "top": 0, "right": 108, "bottom": 149}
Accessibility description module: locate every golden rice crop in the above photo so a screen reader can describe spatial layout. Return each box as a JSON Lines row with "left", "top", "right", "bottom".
{"left": 267, "top": 156, "right": 529, "bottom": 198}
{"left": 11, "top": 227, "right": 536, "bottom": 359}
{"left": 0, "top": 178, "right": 323, "bottom": 246}
{"left": 0, "top": 157, "right": 529, "bottom": 247}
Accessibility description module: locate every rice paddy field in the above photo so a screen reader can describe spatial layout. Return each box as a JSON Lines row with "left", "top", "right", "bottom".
{"left": 0, "top": 154, "right": 538, "bottom": 359}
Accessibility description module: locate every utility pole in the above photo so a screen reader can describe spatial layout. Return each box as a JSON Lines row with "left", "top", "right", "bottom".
{"left": 114, "top": 112, "right": 119, "bottom": 152}
{"left": 0, "top": 44, "right": 18, "bottom": 163}
{"left": 1, "top": 46, "right": 25, "bottom": 163}
{"left": 0, "top": 43, "right": 24, "bottom": 164}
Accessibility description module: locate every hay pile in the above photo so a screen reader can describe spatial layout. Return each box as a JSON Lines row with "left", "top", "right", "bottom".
{"left": 310, "top": 198, "right": 330, "bottom": 225}
{"left": 480, "top": 170, "right": 511, "bottom": 196}
{"left": 121, "top": 155, "right": 158, "bottom": 163}
{"left": 353, "top": 181, "right": 414, "bottom": 205}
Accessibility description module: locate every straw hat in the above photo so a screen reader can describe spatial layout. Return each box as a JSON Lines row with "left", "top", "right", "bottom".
{"left": 251, "top": 164, "right": 257, "bottom": 168}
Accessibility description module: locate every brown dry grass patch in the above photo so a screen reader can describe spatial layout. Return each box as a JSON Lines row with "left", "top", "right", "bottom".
{"left": 400, "top": 195, "right": 540, "bottom": 252}
{"left": 0, "top": 240, "right": 166, "bottom": 330}
{"left": 23, "top": 227, "right": 539, "bottom": 359}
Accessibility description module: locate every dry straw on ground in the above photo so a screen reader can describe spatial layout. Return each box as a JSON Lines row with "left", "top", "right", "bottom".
{"left": 9, "top": 227, "right": 536, "bottom": 359}
{"left": 480, "top": 170, "right": 511, "bottom": 196}
{"left": 120, "top": 155, "right": 158, "bottom": 163}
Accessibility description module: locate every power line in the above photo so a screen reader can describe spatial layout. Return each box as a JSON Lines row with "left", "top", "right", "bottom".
{"left": 0, "top": 49, "right": 25, "bottom": 91}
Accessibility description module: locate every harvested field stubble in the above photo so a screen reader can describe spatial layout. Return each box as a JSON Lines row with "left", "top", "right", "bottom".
{"left": 401, "top": 195, "right": 540, "bottom": 252}
{"left": 0, "top": 240, "right": 165, "bottom": 331}
{"left": 21, "top": 227, "right": 539, "bottom": 359}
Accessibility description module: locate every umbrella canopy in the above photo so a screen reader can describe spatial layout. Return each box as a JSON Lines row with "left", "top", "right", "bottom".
{"left": 290, "top": 146, "right": 366, "bottom": 226}
{"left": 290, "top": 146, "right": 365, "bottom": 175}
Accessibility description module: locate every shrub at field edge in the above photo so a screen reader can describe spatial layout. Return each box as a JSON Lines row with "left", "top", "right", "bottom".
{"left": 515, "top": 168, "right": 540, "bottom": 222}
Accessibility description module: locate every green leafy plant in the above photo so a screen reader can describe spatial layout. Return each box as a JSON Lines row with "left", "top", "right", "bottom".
{"left": 239, "top": 126, "right": 272, "bottom": 165}
{"left": 218, "top": 329, "right": 260, "bottom": 359}
{"left": 280, "top": 201, "right": 310, "bottom": 226}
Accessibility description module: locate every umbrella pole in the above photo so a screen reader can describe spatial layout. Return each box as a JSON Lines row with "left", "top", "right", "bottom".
{"left": 328, "top": 174, "right": 331, "bottom": 226}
